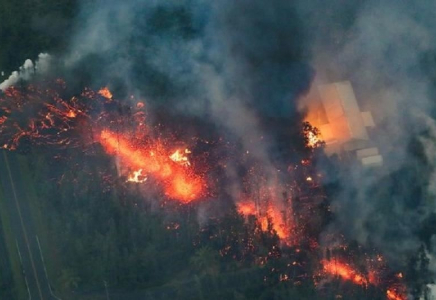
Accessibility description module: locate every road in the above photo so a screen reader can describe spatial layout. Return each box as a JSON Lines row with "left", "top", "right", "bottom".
{"left": 0, "top": 151, "right": 59, "bottom": 300}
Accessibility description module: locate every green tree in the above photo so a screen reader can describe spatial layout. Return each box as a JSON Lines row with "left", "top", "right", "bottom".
{"left": 58, "top": 268, "right": 80, "bottom": 291}
{"left": 190, "top": 246, "right": 220, "bottom": 276}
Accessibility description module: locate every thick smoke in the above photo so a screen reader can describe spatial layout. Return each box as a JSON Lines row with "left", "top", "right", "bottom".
{"left": 297, "top": 0, "right": 436, "bottom": 295}
{"left": 65, "top": 0, "right": 312, "bottom": 119}
{"left": 9, "top": 0, "right": 436, "bottom": 295}
{"left": 65, "top": 0, "right": 436, "bottom": 261}
{"left": 64, "top": 0, "right": 312, "bottom": 210}
{"left": 0, "top": 53, "right": 51, "bottom": 91}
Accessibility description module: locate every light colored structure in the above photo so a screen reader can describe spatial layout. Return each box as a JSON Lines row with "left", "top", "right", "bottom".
{"left": 306, "top": 81, "right": 382, "bottom": 167}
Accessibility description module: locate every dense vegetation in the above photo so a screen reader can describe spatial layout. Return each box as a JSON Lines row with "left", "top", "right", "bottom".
{"left": 1, "top": 1, "right": 436, "bottom": 299}
{"left": 20, "top": 146, "right": 378, "bottom": 300}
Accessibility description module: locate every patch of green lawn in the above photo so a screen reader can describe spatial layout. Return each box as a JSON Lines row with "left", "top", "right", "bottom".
{"left": 0, "top": 184, "right": 27, "bottom": 299}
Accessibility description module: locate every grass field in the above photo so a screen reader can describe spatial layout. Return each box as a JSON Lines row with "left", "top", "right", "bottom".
{"left": 16, "top": 154, "right": 62, "bottom": 296}
{"left": 0, "top": 183, "right": 27, "bottom": 299}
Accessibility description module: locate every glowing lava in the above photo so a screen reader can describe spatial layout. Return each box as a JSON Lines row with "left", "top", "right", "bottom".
{"left": 0, "top": 83, "right": 91, "bottom": 150}
{"left": 98, "top": 129, "right": 205, "bottom": 203}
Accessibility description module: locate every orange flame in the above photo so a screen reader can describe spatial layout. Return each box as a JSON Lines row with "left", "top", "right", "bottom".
{"left": 98, "top": 87, "right": 113, "bottom": 100}
{"left": 306, "top": 131, "right": 320, "bottom": 148}
{"left": 386, "top": 289, "right": 406, "bottom": 300}
{"left": 264, "top": 205, "right": 290, "bottom": 241}
{"left": 236, "top": 201, "right": 257, "bottom": 215}
{"left": 126, "top": 169, "right": 147, "bottom": 183}
{"left": 98, "top": 129, "right": 205, "bottom": 203}
{"left": 169, "top": 149, "right": 191, "bottom": 166}
{"left": 321, "top": 260, "right": 368, "bottom": 286}
{"left": 321, "top": 260, "right": 407, "bottom": 300}
{"left": 237, "top": 200, "right": 291, "bottom": 243}
{"left": 66, "top": 110, "right": 77, "bottom": 118}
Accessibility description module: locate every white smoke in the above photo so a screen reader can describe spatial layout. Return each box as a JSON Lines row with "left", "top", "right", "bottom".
{"left": 428, "top": 239, "right": 436, "bottom": 300}
{"left": 0, "top": 53, "right": 51, "bottom": 91}
{"left": 422, "top": 251, "right": 436, "bottom": 300}
{"left": 427, "top": 285, "right": 436, "bottom": 300}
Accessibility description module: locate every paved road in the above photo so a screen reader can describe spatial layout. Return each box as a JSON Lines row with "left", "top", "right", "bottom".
{"left": 0, "top": 151, "right": 59, "bottom": 300}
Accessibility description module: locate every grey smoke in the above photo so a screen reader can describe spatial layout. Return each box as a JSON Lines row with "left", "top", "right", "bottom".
{"left": 54, "top": 0, "right": 436, "bottom": 295}
{"left": 65, "top": 0, "right": 311, "bottom": 208}
{"left": 297, "top": 0, "right": 436, "bottom": 295}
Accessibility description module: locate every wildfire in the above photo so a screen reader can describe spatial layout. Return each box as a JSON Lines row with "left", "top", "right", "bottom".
{"left": 386, "top": 289, "right": 406, "bottom": 300}
{"left": 0, "top": 80, "right": 413, "bottom": 299}
{"left": 66, "top": 110, "right": 77, "bottom": 118}
{"left": 303, "top": 122, "right": 323, "bottom": 148}
{"left": 306, "top": 131, "right": 320, "bottom": 148}
{"left": 236, "top": 201, "right": 257, "bottom": 215}
{"left": 237, "top": 200, "right": 292, "bottom": 243}
{"left": 169, "top": 149, "right": 191, "bottom": 166}
{"left": 126, "top": 169, "right": 147, "bottom": 183}
{"left": 98, "top": 129, "right": 205, "bottom": 203}
{"left": 264, "top": 205, "right": 291, "bottom": 242}
{"left": 98, "top": 87, "right": 113, "bottom": 100}
{"left": 321, "top": 260, "right": 368, "bottom": 286}
{"left": 320, "top": 259, "right": 407, "bottom": 300}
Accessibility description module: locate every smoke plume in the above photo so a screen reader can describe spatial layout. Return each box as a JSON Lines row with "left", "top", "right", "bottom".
{"left": 6, "top": 0, "right": 436, "bottom": 296}
{"left": 0, "top": 53, "right": 51, "bottom": 91}
{"left": 66, "top": 0, "right": 436, "bottom": 264}
{"left": 63, "top": 0, "right": 313, "bottom": 208}
{"left": 297, "top": 0, "right": 436, "bottom": 296}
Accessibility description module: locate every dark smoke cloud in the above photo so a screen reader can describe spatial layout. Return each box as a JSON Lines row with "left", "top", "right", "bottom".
{"left": 297, "top": 0, "right": 436, "bottom": 295}
{"left": 66, "top": 0, "right": 209, "bottom": 103}
{"left": 207, "top": 0, "right": 313, "bottom": 119}
{"left": 65, "top": 0, "right": 313, "bottom": 117}
{"left": 26, "top": 0, "right": 436, "bottom": 296}
{"left": 63, "top": 0, "right": 313, "bottom": 209}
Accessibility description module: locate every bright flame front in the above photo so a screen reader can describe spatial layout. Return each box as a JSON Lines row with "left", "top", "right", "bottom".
{"left": 98, "top": 129, "right": 205, "bottom": 203}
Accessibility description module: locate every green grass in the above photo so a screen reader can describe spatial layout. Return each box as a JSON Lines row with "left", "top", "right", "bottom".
{"left": 16, "top": 154, "right": 62, "bottom": 296}
{"left": 0, "top": 181, "right": 27, "bottom": 299}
